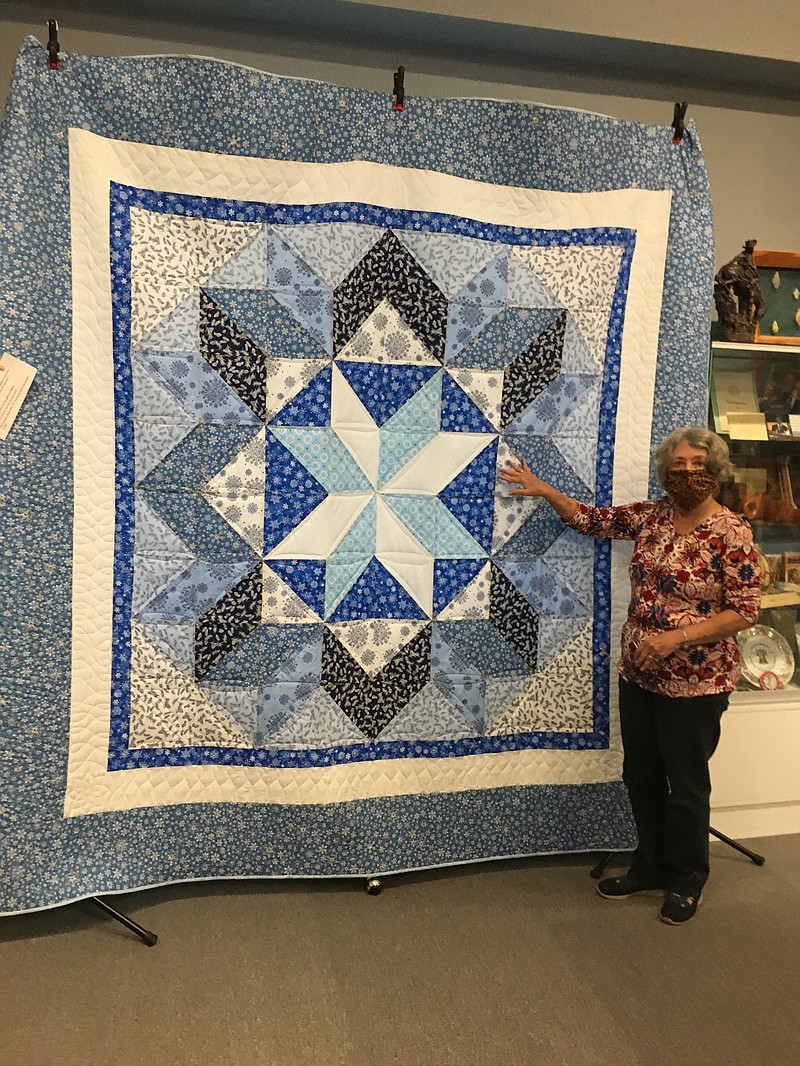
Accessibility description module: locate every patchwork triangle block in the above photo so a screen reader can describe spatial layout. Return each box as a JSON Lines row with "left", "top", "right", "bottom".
{"left": 200, "top": 684, "right": 259, "bottom": 741}
{"left": 337, "top": 361, "right": 438, "bottom": 426}
{"left": 131, "top": 354, "right": 199, "bottom": 424}
{"left": 435, "top": 674, "right": 485, "bottom": 731}
{"left": 377, "top": 683, "right": 474, "bottom": 740}
{"left": 433, "top": 558, "right": 487, "bottom": 615}
{"left": 261, "top": 563, "right": 322, "bottom": 624}
{"left": 266, "top": 687, "right": 368, "bottom": 748}
{"left": 137, "top": 293, "right": 200, "bottom": 353}
{"left": 431, "top": 624, "right": 485, "bottom": 680}
{"left": 324, "top": 555, "right": 373, "bottom": 619}
{"left": 268, "top": 633, "right": 323, "bottom": 684}
{"left": 132, "top": 556, "right": 196, "bottom": 618}
{"left": 204, "top": 288, "right": 272, "bottom": 348}
{"left": 264, "top": 432, "right": 328, "bottom": 551}
{"left": 265, "top": 297, "right": 330, "bottom": 360}
{"left": 266, "top": 560, "right": 327, "bottom": 619}
{"left": 205, "top": 225, "right": 270, "bottom": 290}
{"left": 338, "top": 298, "right": 440, "bottom": 365}
{"left": 328, "top": 557, "right": 427, "bottom": 622}
{"left": 257, "top": 682, "right": 317, "bottom": 740}
{"left": 444, "top": 367, "right": 503, "bottom": 430}
{"left": 440, "top": 372, "right": 495, "bottom": 433}
{"left": 436, "top": 561, "right": 492, "bottom": 621}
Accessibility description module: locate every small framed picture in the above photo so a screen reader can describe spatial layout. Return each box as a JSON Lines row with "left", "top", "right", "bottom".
{"left": 753, "top": 249, "right": 800, "bottom": 346}
{"left": 784, "top": 552, "right": 800, "bottom": 586}
{"left": 765, "top": 406, "right": 793, "bottom": 440}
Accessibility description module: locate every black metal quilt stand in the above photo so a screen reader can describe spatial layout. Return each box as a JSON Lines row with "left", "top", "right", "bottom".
{"left": 590, "top": 827, "right": 765, "bottom": 880}
{"left": 91, "top": 897, "right": 158, "bottom": 946}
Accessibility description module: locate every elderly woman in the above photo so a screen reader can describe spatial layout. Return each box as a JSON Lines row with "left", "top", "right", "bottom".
{"left": 499, "top": 427, "right": 761, "bottom": 925}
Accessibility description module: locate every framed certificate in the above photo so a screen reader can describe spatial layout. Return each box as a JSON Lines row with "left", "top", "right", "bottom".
{"left": 710, "top": 367, "right": 760, "bottom": 433}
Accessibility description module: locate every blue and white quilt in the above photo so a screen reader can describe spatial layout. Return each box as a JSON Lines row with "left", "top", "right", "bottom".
{"left": 0, "top": 39, "right": 714, "bottom": 913}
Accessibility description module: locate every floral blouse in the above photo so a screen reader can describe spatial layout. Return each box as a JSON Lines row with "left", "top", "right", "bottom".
{"left": 569, "top": 499, "right": 762, "bottom": 696}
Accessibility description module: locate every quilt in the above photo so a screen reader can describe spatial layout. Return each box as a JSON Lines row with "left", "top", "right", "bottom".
{"left": 0, "top": 38, "right": 714, "bottom": 913}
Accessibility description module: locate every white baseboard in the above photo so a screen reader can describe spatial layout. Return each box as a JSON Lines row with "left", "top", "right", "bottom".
{"left": 709, "top": 802, "right": 800, "bottom": 840}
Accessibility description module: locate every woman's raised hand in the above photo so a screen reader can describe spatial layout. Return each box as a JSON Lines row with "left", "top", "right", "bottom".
{"left": 498, "top": 460, "right": 578, "bottom": 521}
{"left": 497, "top": 458, "right": 547, "bottom": 497}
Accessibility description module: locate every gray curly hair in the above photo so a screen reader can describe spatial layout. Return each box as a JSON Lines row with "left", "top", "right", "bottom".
{"left": 653, "top": 427, "right": 733, "bottom": 486}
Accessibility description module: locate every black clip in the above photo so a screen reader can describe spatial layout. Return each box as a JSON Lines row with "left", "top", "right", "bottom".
{"left": 47, "top": 19, "right": 60, "bottom": 70}
{"left": 672, "top": 101, "right": 688, "bottom": 144}
{"left": 392, "top": 66, "right": 405, "bottom": 112}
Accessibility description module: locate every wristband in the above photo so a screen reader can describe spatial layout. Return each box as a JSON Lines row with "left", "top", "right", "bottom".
{"left": 680, "top": 626, "right": 690, "bottom": 649}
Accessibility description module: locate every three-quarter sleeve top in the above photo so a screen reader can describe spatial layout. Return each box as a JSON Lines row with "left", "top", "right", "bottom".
{"left": 569, "top": 499, "right": 762, "bottom": 696}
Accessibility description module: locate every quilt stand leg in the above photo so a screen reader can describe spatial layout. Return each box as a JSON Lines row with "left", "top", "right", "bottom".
{"left": 91, "top": 896, "right": 158, "bottom": 946}
{"left": 709, "top": 827, "right": 765, "bottom": 865}
{"left": 590, "top": 853, "right": 615, "bottom": 880}
{"left": 366, "top": 878, "right": 383, "bottom": 895}
{"left": 590, "top": 827, "right": 765, "bottom": 881}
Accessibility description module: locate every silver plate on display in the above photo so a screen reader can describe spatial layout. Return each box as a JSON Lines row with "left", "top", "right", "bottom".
{"left": 737, "top": 626, "right": 795, "bottom": 689}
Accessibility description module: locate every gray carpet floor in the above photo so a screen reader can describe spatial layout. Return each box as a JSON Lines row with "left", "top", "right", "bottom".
{"left": 1, "top": 834, "right": 799, "bottom": 1066}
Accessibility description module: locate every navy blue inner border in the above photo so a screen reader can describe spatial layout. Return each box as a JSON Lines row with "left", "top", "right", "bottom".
{"left": 107, "top": 183, "right": 635, "bottom": 771}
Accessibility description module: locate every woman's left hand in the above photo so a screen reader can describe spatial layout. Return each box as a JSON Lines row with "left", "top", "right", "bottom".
{"left": 633, "top": 630, "right": 684, "bottom": 670}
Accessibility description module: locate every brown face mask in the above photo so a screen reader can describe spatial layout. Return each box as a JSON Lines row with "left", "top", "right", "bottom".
{"left": 664, "top": 469, "right": 717, "bottom": 510}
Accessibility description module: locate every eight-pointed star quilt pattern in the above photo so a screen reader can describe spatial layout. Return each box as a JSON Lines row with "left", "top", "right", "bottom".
{"left": 109, "top": 184, "right": 634, "bottom": 771}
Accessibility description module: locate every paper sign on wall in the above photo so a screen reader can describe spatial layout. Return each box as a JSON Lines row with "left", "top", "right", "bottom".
{"left": 0, "top": 352, "right": 36, "bottom": 440}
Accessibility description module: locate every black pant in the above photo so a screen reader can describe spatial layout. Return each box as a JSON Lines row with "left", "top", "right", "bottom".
{"left": 618, "top": 677, "right": 728, "bottom": 896}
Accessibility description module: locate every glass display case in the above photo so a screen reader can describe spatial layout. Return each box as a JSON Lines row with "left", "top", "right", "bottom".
{"left": 709, "top": 340, "right": 800, "bottom": 694}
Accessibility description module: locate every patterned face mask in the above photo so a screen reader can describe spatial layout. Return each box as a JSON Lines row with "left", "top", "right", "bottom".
{"left": 664, "top": 468, "right": 717, "bottom": 510}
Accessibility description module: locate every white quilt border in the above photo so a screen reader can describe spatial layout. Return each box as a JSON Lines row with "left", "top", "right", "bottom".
{"left": 66, "top": 128, "right": 671, "bottom": 815}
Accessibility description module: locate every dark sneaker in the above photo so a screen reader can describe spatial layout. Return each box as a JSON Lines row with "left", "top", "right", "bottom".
{"left": 660, "top": 891, "right": 702, "bottom": 925}
{"left": 596, "top": 874, "right": 664, "bottom": 899}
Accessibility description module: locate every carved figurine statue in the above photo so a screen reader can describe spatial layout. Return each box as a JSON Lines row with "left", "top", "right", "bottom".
{"left": 713, "top": 240, "right": 767, "bottom": 342}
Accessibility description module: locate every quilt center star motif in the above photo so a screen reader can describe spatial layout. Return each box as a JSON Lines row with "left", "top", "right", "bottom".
{"left": 263, "top": 361, "right": 496, "bottom": 622}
